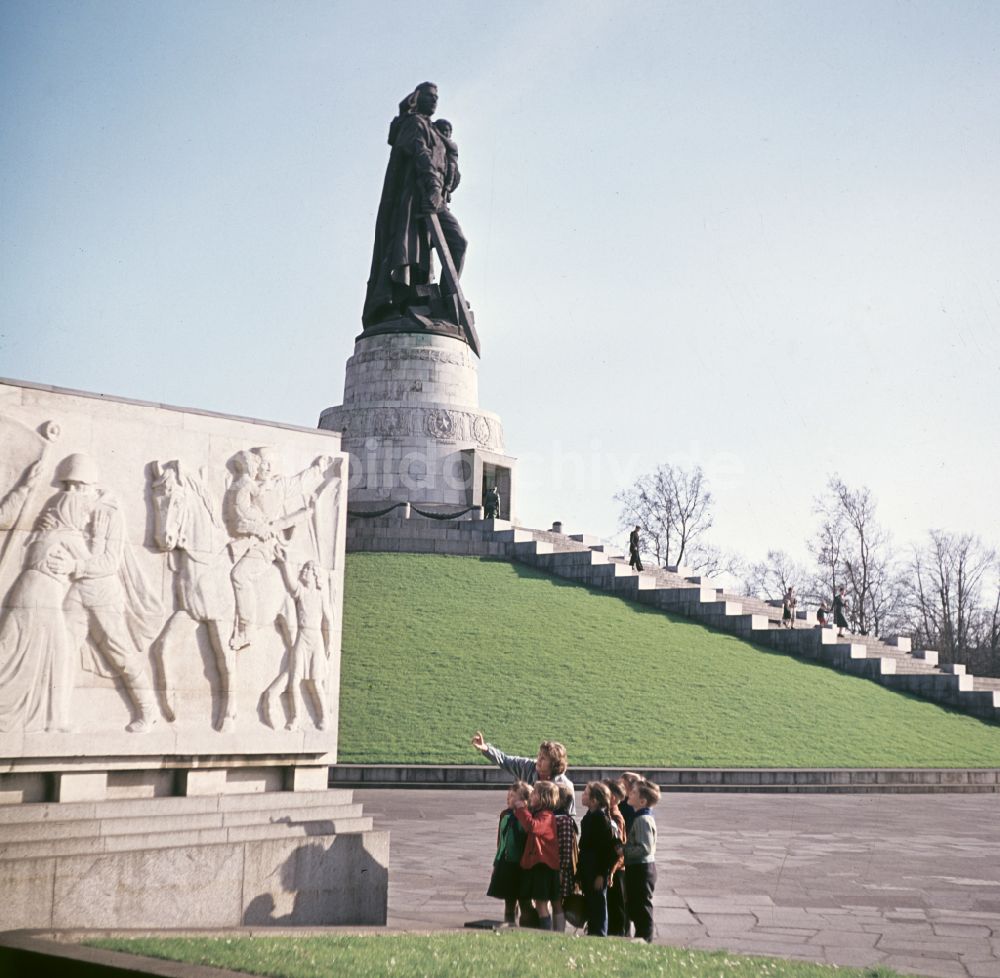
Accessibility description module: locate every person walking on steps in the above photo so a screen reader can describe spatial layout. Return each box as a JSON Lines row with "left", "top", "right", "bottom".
{"left": 628, "top": 525, "right": 643, "bottom": 572}
{"left": 782, "top": 586, "right": 797, "bottom": 628}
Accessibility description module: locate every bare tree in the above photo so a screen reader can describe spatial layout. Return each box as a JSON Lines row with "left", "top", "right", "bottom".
{"left": 743, "top": 549, "right": 808, "bottom": 602}
{"left": 908, "top": 531, "right": 998, "bottom": 674}
{"left": 615, "top": 464, "right": 713, "bottom": 569}
{"left": 809, "top": 476, "right": 905, "bottom": 637}
{"left": 685, "top": 542, "right": 746, "bottom": 587}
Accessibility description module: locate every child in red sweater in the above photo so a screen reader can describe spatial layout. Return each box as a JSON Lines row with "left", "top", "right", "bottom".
{"left": 513, "top": 780, "right": 562, "bottom": 930}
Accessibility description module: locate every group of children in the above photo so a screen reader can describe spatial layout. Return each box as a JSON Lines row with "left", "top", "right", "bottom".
{"left": 484, "top": 763, "right": 661, "bottom": 940}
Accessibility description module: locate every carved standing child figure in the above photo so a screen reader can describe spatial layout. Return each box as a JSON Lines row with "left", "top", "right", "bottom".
{"left": 281, "top": 560, "right": 333, "bottom": 731}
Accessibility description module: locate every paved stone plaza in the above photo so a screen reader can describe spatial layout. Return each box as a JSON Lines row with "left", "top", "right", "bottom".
{"left": 358, "top": 788, "right": 1000, "bottom": 978}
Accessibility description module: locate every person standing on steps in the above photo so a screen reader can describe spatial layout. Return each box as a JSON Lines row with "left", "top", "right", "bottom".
{"left": 628, "top": 525, "right": 643, "bottom": 572}
{"left": 833, "top": 586, "right": 849, "bottom": 637}
{"left": 782, "top": 586, "right": 797, "bottom": 628}
{"left": 484, "top": 483, "right": 501, "bottom": 519}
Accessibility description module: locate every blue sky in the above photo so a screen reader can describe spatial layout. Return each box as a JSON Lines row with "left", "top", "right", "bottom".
{"left": 2, "top": 0, "right": 998, "bottom": 566}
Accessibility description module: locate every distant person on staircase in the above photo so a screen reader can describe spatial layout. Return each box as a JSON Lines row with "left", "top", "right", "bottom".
{"left": 471, "top": 732, "right": 575, "bottom": 815}
{"left": 628, "top": 525, "right": 643, "bottom": 572}
{"left": 782, "top": 586, "right": 797, "bottom": 628}
{"left": 833, "top": 586, "right": 849, "bottom": 637}
{"left": 816, "top": 600, "right": 829, "bottom": 629}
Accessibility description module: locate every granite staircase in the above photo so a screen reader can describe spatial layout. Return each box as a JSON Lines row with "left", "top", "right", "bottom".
{"left": 0, "top": 787, "right": 388, "bottom": 930}
{"left": 347, "top": 515, "right": 1000, "bottom": 724}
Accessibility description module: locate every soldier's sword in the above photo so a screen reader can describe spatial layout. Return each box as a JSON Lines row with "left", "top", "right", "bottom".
{"left": 426, "top": 211, "right": 481, "bottom": 357}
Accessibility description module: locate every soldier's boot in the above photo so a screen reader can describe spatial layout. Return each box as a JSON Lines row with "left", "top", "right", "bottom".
{"left": 126, "top": 688, "right": 159, "bottom": 734}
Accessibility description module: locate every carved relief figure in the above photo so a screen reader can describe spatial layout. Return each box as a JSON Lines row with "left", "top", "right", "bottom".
{"left": 152, "top": 459, "right": 250, "bottom": 732}
{"left": 153, "top": 450, "right": 341, "bottom": 731}
{"left": 277, "top": 560, "right": 334, "bottom": 730}
{"left": 1, "top": 454, "right": 160, "bottom": 733}
{"left": 0, "top": 461, "right": 40, "bottom": 529}
{"left": 226, "top": 448, "right": 332, "bottom": 653}
{"left": 0, "top": 459, "right": 73, "bottom": 733}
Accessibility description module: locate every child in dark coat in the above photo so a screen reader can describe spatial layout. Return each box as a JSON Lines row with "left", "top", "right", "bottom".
{"left": 603, "top": 778, "right": 629, "bottom": 936}
{"left": 577, "top": 781, "right": 620, "bottom": 937}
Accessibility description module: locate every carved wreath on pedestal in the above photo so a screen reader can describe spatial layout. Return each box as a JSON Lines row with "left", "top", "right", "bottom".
{"left": 472, "top": 416, "right": 492, "bottom": 446}
{"left": 425, "top": 409, "right": 456, "bottom": 439}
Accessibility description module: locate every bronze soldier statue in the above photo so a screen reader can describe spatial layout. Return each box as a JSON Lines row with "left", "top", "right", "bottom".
{"left": 362, "top": 82, "right": 477, "bottom": 352}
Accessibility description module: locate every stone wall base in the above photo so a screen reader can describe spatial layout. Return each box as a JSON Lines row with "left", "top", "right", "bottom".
{"left": 0, "top": 788, "right": 388, "bottom": 929}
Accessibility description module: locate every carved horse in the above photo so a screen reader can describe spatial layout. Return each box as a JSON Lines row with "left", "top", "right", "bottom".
{"left": 150, "top": 461, "right": 290, "bottom": 731}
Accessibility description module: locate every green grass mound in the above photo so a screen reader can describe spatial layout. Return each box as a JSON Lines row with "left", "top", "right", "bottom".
{"left": 340, "top": 553, "right": 1000, "bottom": 767}
{"left": 89, "top": 934, "right": 916, "bottom": 978}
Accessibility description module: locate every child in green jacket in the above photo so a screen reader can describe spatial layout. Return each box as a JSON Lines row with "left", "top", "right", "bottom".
{"left": 487, "top": 781, "right": 532, "bottom": 925}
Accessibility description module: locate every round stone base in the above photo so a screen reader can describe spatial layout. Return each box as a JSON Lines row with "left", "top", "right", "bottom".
{"left": 319, "top": 332, "right": 514, "bottom": 512}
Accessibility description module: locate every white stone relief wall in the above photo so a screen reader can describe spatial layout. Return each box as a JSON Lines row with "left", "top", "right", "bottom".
{"left": 0, "top": 380, "right": 347, "bottom": 761}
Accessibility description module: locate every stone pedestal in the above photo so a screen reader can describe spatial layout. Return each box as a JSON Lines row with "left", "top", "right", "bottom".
{"left": 319, "top": 333, "right": 516, "bottom": 518}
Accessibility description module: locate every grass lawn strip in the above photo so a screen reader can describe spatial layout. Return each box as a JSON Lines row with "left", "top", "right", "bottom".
{"left": 87, "top": 933, "right": 917, "bottom": 978}
{"left": 340, "top": 553, "right": 1000, "bottom": 767}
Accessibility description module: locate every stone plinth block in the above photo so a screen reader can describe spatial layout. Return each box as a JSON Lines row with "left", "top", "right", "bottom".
{"left": 0, "top": 817, "right": 389, "bottom": 928}
{"left": 0, "top": 377, "right": 348, "bottom": 782}
{"left": 319, "top": 332, "right": 517, "bottom": 518}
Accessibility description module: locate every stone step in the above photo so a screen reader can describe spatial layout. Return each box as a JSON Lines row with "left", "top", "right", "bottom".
{"left": 506, "top": 526, "right": 1000, "bottom": 724}
{"left": 545, "top": 549, "right": 608, "bottom": 566}
{"left": 512, "top": 540, "right": 553, "bottom": 556}
{"left": 639, "top": 586, "right": 719, "bottom": 608}
{"left": 728, "top": 613, "right": 772, "bottom": 635}
{"left": 695, "top": 599, "right": 745, "bottom": 618}
{"left": 588, "top": 544, "right": 625, "bottom": 558}
{"left": 609, "top": 573, "right": 659, "bottom": 594}
{"left": 0, "top": 787, "right": 356, "bottom": 824}
{"left": 0, "top": 802, "right": 364, "bottom": 842}
{"left": 492, "top": 527, "right": 534, "bottom": 543}
{"left": 0, "top": 814, "right": 375, "bottom": 861}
